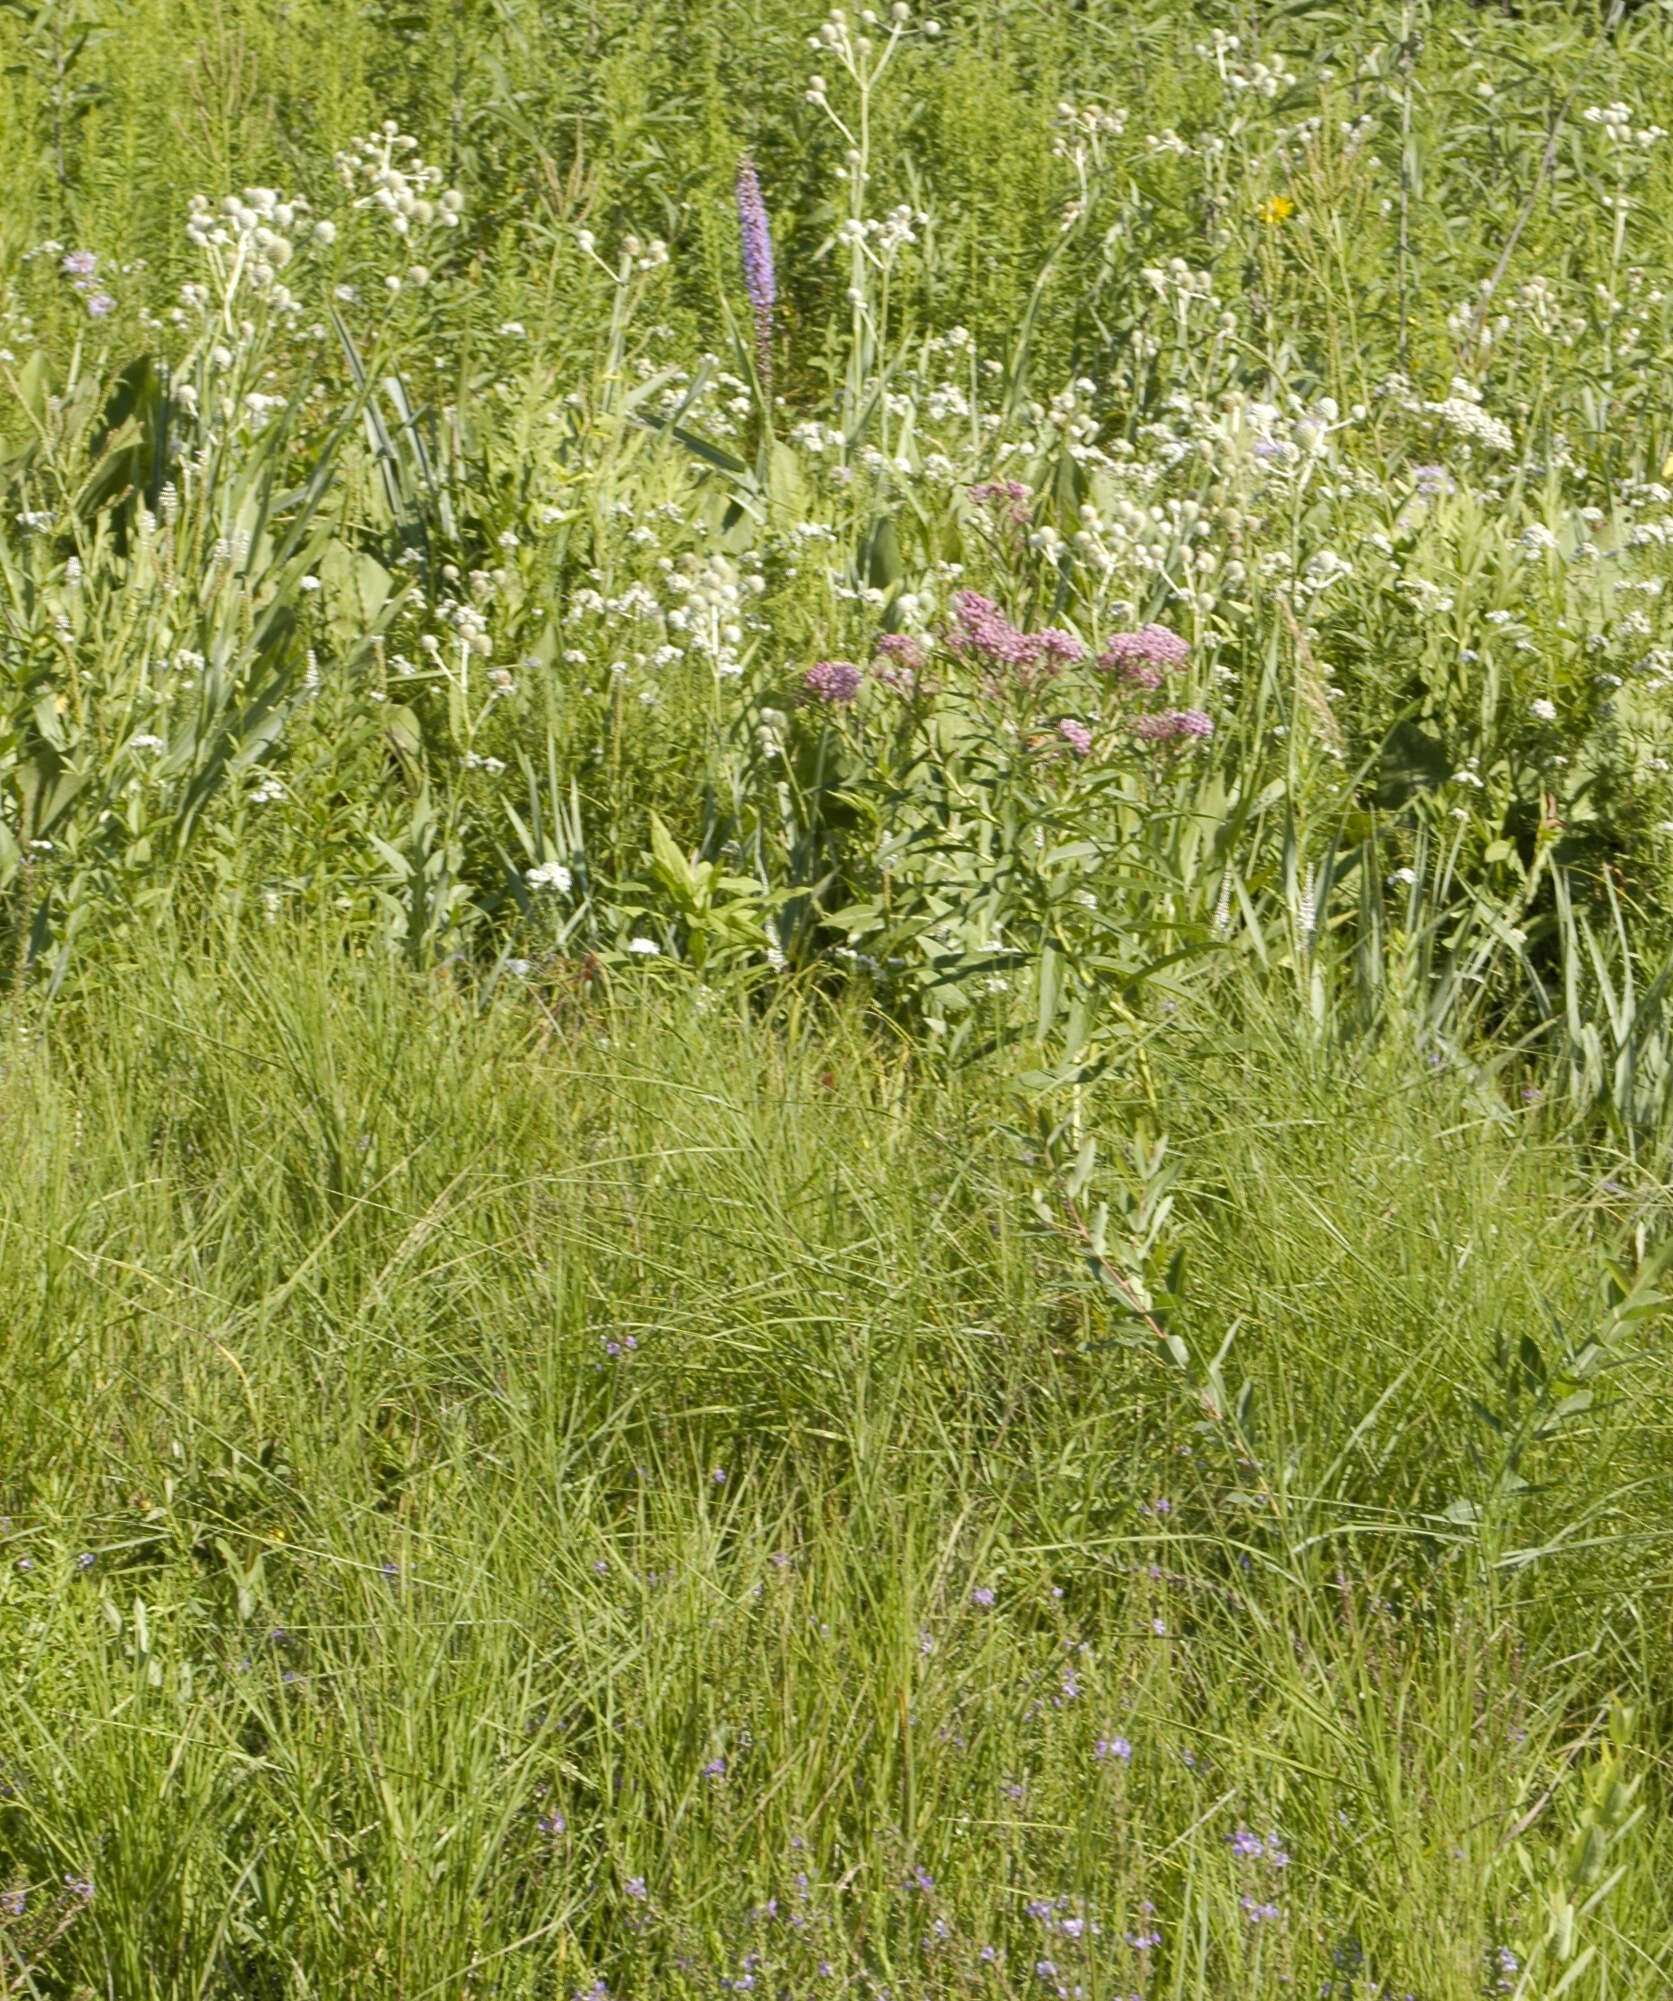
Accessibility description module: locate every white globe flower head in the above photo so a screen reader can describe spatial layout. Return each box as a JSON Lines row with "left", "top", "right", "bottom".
{"left": 1530, "top": 698, "right": 1558, "bottom": 722}
{"left": 627, "top": 938, "right": 661, "bottom": 956}
{"left": 526, "top": 861, "right": 573, "bottom": 894}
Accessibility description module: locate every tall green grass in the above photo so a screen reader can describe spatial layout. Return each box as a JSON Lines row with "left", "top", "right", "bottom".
{"left": 2, "top": 0, "right": 1673, "bottom": 1992}
{"left": 0, "top": 932, "right": 1668, "bottom": 1995}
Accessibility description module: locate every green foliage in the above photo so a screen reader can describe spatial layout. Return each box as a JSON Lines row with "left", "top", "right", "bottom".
{"left": 0, "top": 0, "right": 1672, "bottom": 1991}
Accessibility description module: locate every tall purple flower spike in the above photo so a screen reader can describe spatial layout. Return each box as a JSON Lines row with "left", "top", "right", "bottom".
{"left": 736, "top": 154, "right": 777, "bottom": 386}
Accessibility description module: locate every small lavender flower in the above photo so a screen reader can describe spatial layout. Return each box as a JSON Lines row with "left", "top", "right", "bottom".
{"left": 61, "top": 249, "right": 97, "bottom": 280}
{"left": 1240, "top": 1897, "right": 1281, "bottom": 1924}
{"left": 85, "top": 293, "right": 116, "bottom": 319}
{"left": 736, "top": 155, "right": 777, "bottom": 384}
{"left": 0, "top": 1888, "right": 25, "bottom": 1918}
{"left": 1095, "top": 1735, "right": 1132, "bottom": 1761}
{"left": 804, "top": 659, "right": 863, "bottom": 704}
{"left": 971, "top": 1585, "right": 996, "bottom": 1607}
{"left": 702, "top": 1756, "right": 727, "bottom": 1779}
{"left": 624, "top": 1876, "right": 647, "bottom": 1900}
{"left": 76, "top": 1551, "right": 95, "bottom": 1570}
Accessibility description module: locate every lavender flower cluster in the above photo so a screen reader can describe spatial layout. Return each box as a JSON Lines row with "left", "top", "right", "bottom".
{"left": 60, "top": 249, "right": 115, "bottom": 319}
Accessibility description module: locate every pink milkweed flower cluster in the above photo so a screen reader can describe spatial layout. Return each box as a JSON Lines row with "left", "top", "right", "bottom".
{"left": 942, "top": 592, "right": 1086, "bottom": 679}
{"left": 1057, "top": 718, "right": 1093, "bottom": 757}
{"left": 803, "top": 659, "right": 863, "bottom": 704}
{"left": 872, "top": 632, "right": 927, "bottom": 695}
{"left": 1131, "top": 707, "right": 1214, "bottom": 744}
{"left": 1097, "top": 623, "right": 1191, "bottom": 691}
{"left": 969, "top": 479, "right": 1032, "bottom": 526}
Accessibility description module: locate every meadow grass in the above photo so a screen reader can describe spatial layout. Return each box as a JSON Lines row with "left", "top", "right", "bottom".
{"left": 0, "top": 933, "right": 1669, "bottom": 1995}
{"left": 2, "top": 0, "right": 1673, "bottom": 1992}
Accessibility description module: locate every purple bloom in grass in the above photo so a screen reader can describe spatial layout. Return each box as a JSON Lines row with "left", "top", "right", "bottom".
{"left": 1057, "top": 718, "right": 1093, "bottom": 757}
{"left": 537, "top": 1809, "right": 567, "bottom": 1836}
{"left": 1095, "top": 1734, "right": 1132, "bottom": 1761}
{"left": 61, "top": 249, "right": 97, "bottom": 279}
{"left": 624, "top": 1876, "right": 647, "bottom": 1900}
{"left": 64, "top": 1875, "right": 94, "bottom": 1903}
{"left": 1132, "top": 707, "right": 1213, "bottom": 745}
{"left": 971, "top": 1585, "right": 996, "bottom": 1607}
{"left": 803, "top": 660, "right": 862, "bottom": 704}
{"left": 1035, "top": 1961, "right": 1058, "bottom": 1981}
{"left": 736, "top": 155, "right": 776, "bottom": 383}
{"left": 1229, "top": 1828, "right": 1265, "bottom": 1859}
{"left": 0, "top": 1889, "right": 24, "bottom": 1919}
{"left": 85, "top": 293, "right": 116, "bottom": 319}
{"left": 712, "top": 1467, "right": 728, "bottom": 1484}
{"left": 703, "top": 1756, "right": 727, "bottom": 1779}
{"left": 1412, "top": 462, "right": 1448, "bottom": 497}
{"left": 1240, "top": 1897, "right": 1281, "bottom": 1924}
{"left": 911, "top": 1865, "right": 935, "bottom": 1893}
{"left": 76, "top": 1551, "right": 95, "bottom": 1570}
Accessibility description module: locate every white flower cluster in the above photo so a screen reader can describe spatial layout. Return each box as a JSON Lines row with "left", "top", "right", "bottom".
{"left": 663, "top": 553, "right": 764, "bottom": 680}
{"left": 1409, "top": 380, "right": 1514, "bottom": 455}
{"left": 836, "top": 206, "right": 928, "bottom": 263}
{"left": 1583, "top": 103, "right": 1666, "bottom": 147}
{"left": 184, "top": 186, "right": 320, "bottom": 311}
{"left": 1226, "top": 54, "right": 1297, "bottom": 98}
{"left": 336, "top": 125, "right": 462, "bottom": 288}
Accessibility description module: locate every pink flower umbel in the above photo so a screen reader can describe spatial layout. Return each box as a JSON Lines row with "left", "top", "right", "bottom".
{"left": 803, "top": 660, "right": 863, "bottom": 704}
{"left": 1132, "top": 708, "right": 1214, "bottom": 744}
{"left": 1099, "top": 624, "right": 1191, "bottom": 687}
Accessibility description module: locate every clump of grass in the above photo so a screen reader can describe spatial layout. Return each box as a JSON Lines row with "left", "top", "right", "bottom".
{"left": 0, "top": 930, "right": 1666, "bottom": 1995}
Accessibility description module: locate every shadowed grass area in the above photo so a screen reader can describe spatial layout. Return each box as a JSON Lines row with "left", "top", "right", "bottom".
{"left": 0, "top": 932, "right": 1667, "bottom": 1996}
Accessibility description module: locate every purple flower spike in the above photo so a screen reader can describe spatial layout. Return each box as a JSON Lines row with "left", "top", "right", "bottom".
{"left": 804, "top": 660, "right": 863, "bottom": 704}
{"left": 736, "top": 155, "right": 777, "bottom": 385}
